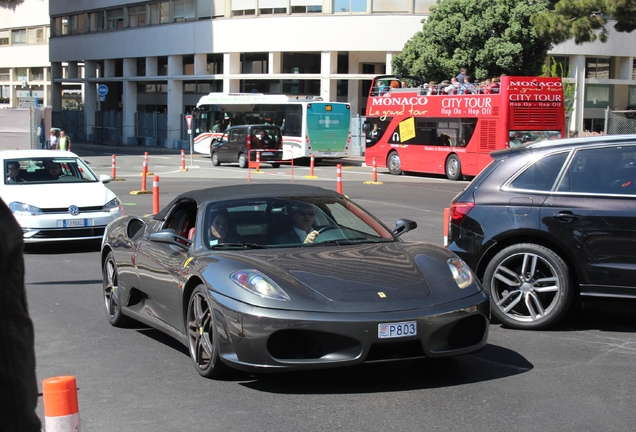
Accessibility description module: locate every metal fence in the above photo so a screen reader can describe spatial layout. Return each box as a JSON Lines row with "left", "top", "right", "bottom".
{"left": 604, "top": 109, "right": 636, "bottom": 135}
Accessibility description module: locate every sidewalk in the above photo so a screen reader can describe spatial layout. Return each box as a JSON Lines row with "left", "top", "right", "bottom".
{"left": 71, "top": 140, "right": 367, "bottom": 166}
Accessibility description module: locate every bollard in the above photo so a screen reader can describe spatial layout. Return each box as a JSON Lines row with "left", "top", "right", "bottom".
{"left": 130, "top": 154, "right": 152, "bottom": 194}
{"left": 111, "top": 154, "right": 116, "bottom": 178}
{"left": 255, "top": 151, "right": 261, "bottom": 172}
{"left": 42, "top": 376, "right": 81, "bottom": 432}
{"left": 363, "top": 157, "right": 384, "bottom": 185}
{"left": 336, "top": 164, "right": 343, "bottom": 194}
{"left": 141, "top": 151, "right": 154, "bottom": 176}
{"left": 305, "top": 153, "right": 318, "bottom": 179}
{"left": 180, "top": 150, "right": 187, "bottom": 171}
{"left": 153, "top": 175, "right": 160, "bottom": 214}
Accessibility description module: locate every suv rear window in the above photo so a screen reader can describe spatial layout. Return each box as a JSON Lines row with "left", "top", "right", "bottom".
{"left": 510, "top": 152, "right": 568, "bottom": 191}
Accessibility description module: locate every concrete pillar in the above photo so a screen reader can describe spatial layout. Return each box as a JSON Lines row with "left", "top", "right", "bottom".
{"left": 167, "top": 55, "right": 183, "bottom": 147}
{"left": 618, "top": 57, "right": 633, "bottom": 80}
{"left": 269, "top": 52, "right": 281, "bottom": 74}
{"left": 223, "top": 52, "right": 240, "bottom": 93}
{"left": 51, "top": 62, "right": 63, "bottom": 112}
{"left": 194, "top": 53, "right": 207, "bottom": 75}
{"left": 123, "top": 58, "right": 137, "bottom": 143}
{"left": 84, "top": 61, "right": 97, "bottom": 138}
{"left": 348, "top": 51, "right": 360, "bottom": 115}
{"left": 104, "top": 59, "right": 116, "bottom": 78}
{"left": 385, "top": 52, "right": 393, "bottom": 74}
{"left": 320, "top": 51, "right": 337, "bottom": 101}
{"left": 67, "top": 62, "right": 79, "bottom": 79}
{"left": 570, "top": 55, "right": 586, "bottom": 135}
{"left": 146, "top": 57, "right": 158, "bottom": 76}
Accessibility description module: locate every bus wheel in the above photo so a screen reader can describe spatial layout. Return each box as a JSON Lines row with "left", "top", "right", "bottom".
{"left": 445, "top": 154, "right": 461, "bottom": 180}
{"left": 211, "top": 152, "right": 221, "bottom": 166}
{"left": 387, "top": 152, "right": 402, "bottom": 175}
{"left": 238, "top": 153, "right": 248, "bottom": 168}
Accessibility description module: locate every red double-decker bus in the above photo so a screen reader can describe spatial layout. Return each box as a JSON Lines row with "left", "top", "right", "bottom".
{"left": 364, "top": 75, "right": 565, "bottom": 180}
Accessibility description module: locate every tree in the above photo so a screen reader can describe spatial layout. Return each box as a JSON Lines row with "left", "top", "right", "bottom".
{"left": 393, "top": 0, "right": 554, "bottom": 83}
{"left": 0, "top": 0, "right": 25, "bottom": 9}
{"left": 532, "top": 0, "right": 636, "bottom": 44}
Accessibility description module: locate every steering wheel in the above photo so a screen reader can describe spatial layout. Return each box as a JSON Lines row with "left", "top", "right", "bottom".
{"left": 317, "top": 225, "right": 338, "bottom": 234}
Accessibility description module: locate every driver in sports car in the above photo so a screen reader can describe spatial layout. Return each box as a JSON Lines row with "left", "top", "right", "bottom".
{"left": 274, "top": 203, "right": 320, "bottom": 244}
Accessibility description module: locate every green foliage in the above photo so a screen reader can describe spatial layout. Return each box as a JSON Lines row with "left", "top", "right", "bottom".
{"left": 533, "top": 0, "right": 636, "bottom": 44}
{"left": 542, "top": 57, "right": 576, "bottom": 115}
{"left": 393, "top": 0, "right": 553, "bottom": 83}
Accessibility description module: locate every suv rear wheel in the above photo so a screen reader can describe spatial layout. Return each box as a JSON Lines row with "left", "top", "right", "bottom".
{"left": 483, "top": 243, "right": 572, "bottom": 329}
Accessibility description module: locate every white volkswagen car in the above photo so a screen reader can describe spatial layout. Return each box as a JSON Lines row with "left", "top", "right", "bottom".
{"left": 1, "top": 150, "right": 123, "bottom": 243}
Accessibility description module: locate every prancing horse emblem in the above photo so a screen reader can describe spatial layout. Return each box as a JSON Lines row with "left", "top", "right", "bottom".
{"left": 377, "top": 292, "right": 387, "bottom": 298}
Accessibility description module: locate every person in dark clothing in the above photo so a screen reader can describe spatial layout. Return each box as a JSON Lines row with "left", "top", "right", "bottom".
{"left": 0, "top": 199, "right": 42, "bottom": 432}
{"left": 456, "top": 68, "right": 467, "bottom": 84}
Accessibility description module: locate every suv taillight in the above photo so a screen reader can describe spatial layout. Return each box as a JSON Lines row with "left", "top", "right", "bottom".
{"left": 449, "top": 202, "right": 474, "bottom": 226}
{"left": 246, "top": 134, "right": 251, "bottom": 150}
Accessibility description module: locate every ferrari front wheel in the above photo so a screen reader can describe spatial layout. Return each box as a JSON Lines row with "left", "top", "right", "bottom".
{"left": 102, "top": 251, "right": 132, "bottom": 327}
{"left": 187, "top": 285, "right": 229, "bottom": 378}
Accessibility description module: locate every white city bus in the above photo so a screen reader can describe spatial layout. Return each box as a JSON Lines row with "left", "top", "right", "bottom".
{"left": 192, "top": 93, "right": 351, "bottom": 160}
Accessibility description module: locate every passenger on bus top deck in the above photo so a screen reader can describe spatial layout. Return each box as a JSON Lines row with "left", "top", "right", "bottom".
{"left": 390, "top": 80, "right": 400, "bottom": 90}
{"left": 456, "top": 68, "right": 468, "bottom": 84}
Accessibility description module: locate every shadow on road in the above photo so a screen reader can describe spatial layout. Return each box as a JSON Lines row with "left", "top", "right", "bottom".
{"left": 24, "top": 239, "right": 102, "bottom": 254}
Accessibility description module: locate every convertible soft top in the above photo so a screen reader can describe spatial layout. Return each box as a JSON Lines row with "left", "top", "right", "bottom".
{"left": 153, "top": 183, "right": 341, "bottom": 220}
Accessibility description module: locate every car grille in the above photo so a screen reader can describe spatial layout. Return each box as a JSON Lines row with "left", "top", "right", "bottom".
{"left": 366, "top": 340, "right": 425, "bottom": 362}
{"left": 41, "top": 206, "right": 105, "bottom": 214}
{"left": 267, "top": 330, "right": 360, "bottom": 360}
{"left": 31, "top": 227, "right": 106, "bottom": 239}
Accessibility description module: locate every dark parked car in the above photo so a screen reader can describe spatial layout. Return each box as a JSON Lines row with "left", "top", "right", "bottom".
{"left": 447, "top": 134, "right": 636, "bottom": 329}
{"left": 101, "top": 184, "right": 489, "bottom": 378}
{"left": 211, "top": 124, "right": 283, "bottom": 168}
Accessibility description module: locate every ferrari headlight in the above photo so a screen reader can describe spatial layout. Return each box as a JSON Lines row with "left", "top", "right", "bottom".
{"left": 9, "top": 202, "right": 43, "bottom": 216}
{"left": 230, "top": 270, "right": 290, "bottom": 301}
{"left": 447, "top": 257, "right": 473, "bottom": 289}
{"left": 102, "top": 197, "right": 121, "bottom": 213}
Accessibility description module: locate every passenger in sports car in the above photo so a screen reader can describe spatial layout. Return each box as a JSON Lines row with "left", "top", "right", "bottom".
{"left": 209, "top": 209, "right": 235, "bottom": 246}
{"left": 274, "top": 203, "right": 320, "bottom": 244}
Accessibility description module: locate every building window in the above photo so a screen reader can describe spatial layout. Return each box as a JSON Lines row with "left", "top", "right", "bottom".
{"left": 334, "top": 0, "right": 367, "bottom": 13}
{"left": 232, "top": 9, "right": 256, "bottom": 16}
{"left": 550, "top": 56, "right": 570, "bottom": 76}
{"left": 174, "top": 0, "right": 196, "bottom": 22}
{"left": 283, "top": 52, "right": 321, "bottom": 74}
{"left": 372, "top": 0, "right": 409, "bottom": 12}
{"left": 106, "top": 8, "right": 125, "bottom": 30}
{"left": 90, "top": 12, "right": 105, "bottom": 31}
{"left": 628, "top": 86, "right": 636, "bottom": 109}
{"left": 207, "top": 54, "right": 223, "bottom": 74}
{"left": 0, "top": 68, "right": 10, "bottom": 82}
{"left": 260, "top": 8, "right": 287, "bottom": 14}
{"left": 129, "top": 6, "right": 148, "bottom": 27}
{"left": 632, "top": 59, "right": 636, "bottom": 81}
{"left": 150, "top": 2, "right": 170, "bottom": 24}
{"left": 291, "top": 5, "right": 322, "bottom": 13}
{"left": 586, "top": 57, "right": 611, "bottom": 79}
{"left": 15, "top": 68, "right": 28, "bottom": 82}
{"left": 0, "top": 30, "right": 9, "bottom": 45}
{"left": 584, "top": 84, "right": 611, "bottom": 108}
{"left": 12, "top": 29, "right": 26, "bottom": 44}
{"left": 241, "top": 53, "right": 268, "bottom": 74}
{"left": 27, "top": 27, "right": 45, "bottom": 43}
{"left": 30, "top": 67, "right": 44, "bottom": 81}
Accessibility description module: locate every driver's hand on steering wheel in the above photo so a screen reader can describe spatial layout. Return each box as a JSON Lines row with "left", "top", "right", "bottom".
{"left": 303, "top": 230, "right": 320, "bottom": 243}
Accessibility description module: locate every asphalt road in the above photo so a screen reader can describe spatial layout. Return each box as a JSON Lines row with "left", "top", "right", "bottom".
{"left": 24, "top": 147, "right": 636, "bottom": 431}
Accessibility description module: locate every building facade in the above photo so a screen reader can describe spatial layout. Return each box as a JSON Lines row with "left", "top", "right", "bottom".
{"left": 2, "top": 1, "right": 635, "bottom": 146}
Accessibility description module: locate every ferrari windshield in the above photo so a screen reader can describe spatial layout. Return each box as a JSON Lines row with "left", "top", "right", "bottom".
{"left": 204, "top": 196, "right": 395, "bottom": 249}
{"left": 3, "top": 156, "right": 99, "bottom": 184}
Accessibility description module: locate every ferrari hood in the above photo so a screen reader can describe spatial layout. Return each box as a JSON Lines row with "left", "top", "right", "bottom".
{"left": 228, "top": 242, "right": 432, "bottom": 305}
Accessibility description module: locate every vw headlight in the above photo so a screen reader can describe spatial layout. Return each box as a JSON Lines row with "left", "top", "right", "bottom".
{"left": 447, "top": 257, "right": 473, "bottom": 289}
{"left": 9, "top": 202, "right": 43, "bottom": 216}
{"left": 230, "top": 270, "right": 290, "bottom": 301}
{"left": 102, "top": 197, "right": 121, "bottom": 213}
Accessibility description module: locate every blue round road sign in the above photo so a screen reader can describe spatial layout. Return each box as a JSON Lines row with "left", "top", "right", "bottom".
{"left": 97, "top": 84, "right": 109, "bottom": 96}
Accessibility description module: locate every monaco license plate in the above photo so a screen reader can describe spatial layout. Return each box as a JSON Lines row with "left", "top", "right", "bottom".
{"left": 64, "top": 219, "right": 87, "bottom": 228}
{"left": 378, "top": 321, "right": 417, "bottom": 339}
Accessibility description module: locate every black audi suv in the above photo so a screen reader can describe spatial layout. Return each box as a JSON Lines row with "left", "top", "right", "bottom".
{"left": 447, "top": 134, "right": 636, "bottom": 329}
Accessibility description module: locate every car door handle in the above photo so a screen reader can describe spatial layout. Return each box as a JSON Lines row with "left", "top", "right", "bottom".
{"left": 552, "top": 211, "right": 578, "bottom": 222}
